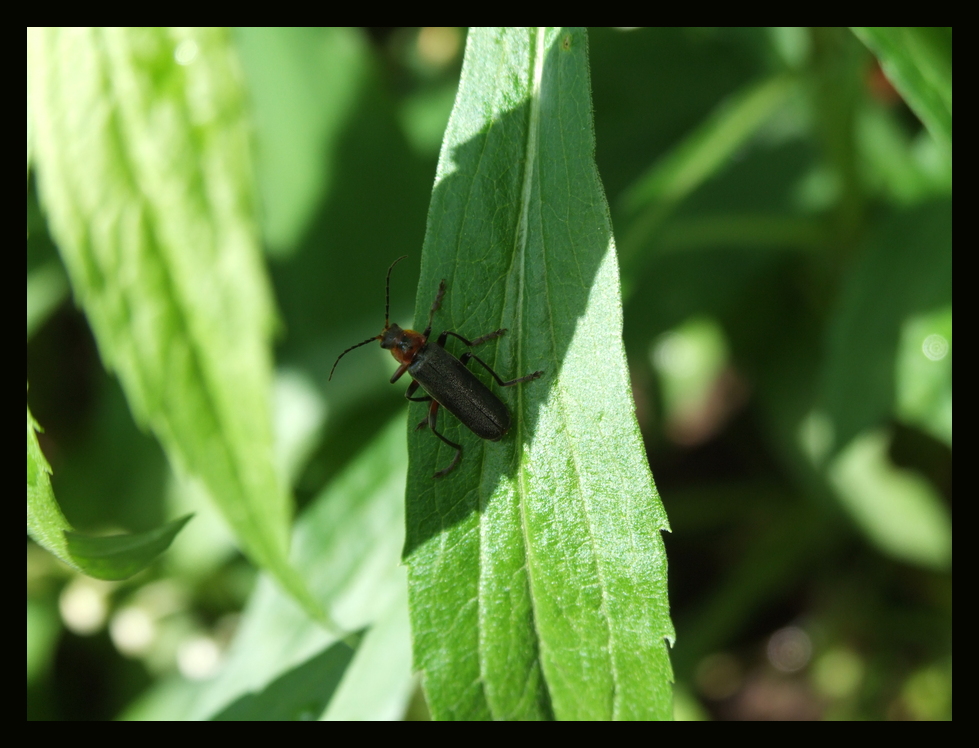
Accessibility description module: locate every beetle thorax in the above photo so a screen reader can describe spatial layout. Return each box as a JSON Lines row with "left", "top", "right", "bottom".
{"left": 381, "top": 323, "right": 426, "bottom": 365}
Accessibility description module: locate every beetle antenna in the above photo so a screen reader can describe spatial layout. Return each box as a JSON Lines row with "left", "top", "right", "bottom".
{"left": 385, "top": 255, "right": 408, "bottom": 327}
{"left": 330, "top": 256, "right": 408, "bottom": 381}
{"left": 329, "top": 336, "right": 381, "bottom": 380}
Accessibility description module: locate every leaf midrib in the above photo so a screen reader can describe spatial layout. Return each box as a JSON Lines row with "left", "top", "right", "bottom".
{"left": 476, "top": 26, "right": 549, "bottom": 718}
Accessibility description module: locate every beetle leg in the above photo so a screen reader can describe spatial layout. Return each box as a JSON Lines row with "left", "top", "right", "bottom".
{"left": 422, "top": 280, "right": 447, "bottom": 339}
{"left": 390, "top": 361, "right": 412, "bottom": 384}
{"left": 405, "top": 380, "right": 434, "bottom": 431}
{"left": 468, "top": 329, "right": 507, "bottom": 347}
{"left": 404, "top": 379, "right": 431, "bottom": 402}
{"left": 419, "top": 399, "right": 462, "bottom": 478}
{"left": 441, "top": 329, "right": 544, "bottom": 387}
{"left": 458, "top": 351, "right": 544, "bottom": 388}
{"left": 438, "top": 329, "right": 506, "bottom": 348}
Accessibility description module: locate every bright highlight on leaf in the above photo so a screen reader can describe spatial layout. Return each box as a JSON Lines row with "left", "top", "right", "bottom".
{"left": 828, "top": 429, "right": 951, "bottom": 570}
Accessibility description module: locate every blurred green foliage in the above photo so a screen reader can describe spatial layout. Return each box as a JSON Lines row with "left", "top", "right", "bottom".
{"left": 28, "top": 28, "right": 950, "bottom": 720}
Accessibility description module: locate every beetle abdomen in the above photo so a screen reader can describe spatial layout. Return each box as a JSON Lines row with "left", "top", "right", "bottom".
{"left": 409, "top": 344, "right": 510, "bottom": 440}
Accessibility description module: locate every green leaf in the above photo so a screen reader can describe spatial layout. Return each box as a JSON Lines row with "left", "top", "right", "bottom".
{"left": 619, "top": 73, "right": 796, "bottom": 267}
{"left": 27, "top": 29, "right": 324, "bottom": 623}
{"left": 895, "top": 306, "right": 951, "bottom": 446}
{"left": 828, "top": 430, "right": 951, "bottom": 570}
{"left": 27, "top": 262, "right": 68, "bottom": 340}
{"left": 191, "top": 414, "right": 408, "bottom": 720}
{"left": 820, "top": 200, "right": 951, "bottom": 454}
{"left": 211, "top": 641, "right": 355, "bottom": 721}
{"left": 62, "top": 517, "right": 193, "bottom": 580}
{"left": 321, "top": 584, "right": 414, "bottom": 721}
{"left": 234, "top": 27, "right": 370, "bottom": 257}
{"left": 27, "top": 596, "right": 59, "bottom": 684}
{"left": 851, "top": 28, "right": 952, "bottom": 156}
{"left": 404, "top": 28, "right": 673, "bottom": 721}
{"left": 28, "top": 403, "right": 190, "bottom": 580}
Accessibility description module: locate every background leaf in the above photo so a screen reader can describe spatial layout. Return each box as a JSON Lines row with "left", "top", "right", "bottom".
{"left": 828, "top": 430, "right": 950, "bottom": 569}
{"left": 186, "top": 415, "right": 409, "bottom": 721}
{"left": 820, "top": 200, "right": 952, "bottom": 454}
{"left": 28, "top": 402, "right": 190, "bottom": 580}
{"left": 62, "top": 516, "right": 193, "bottom": 581}
{"left": 404, "top": 27, "right": 673, "bottom": 721}
{"left": 27, "top": 28, "right": 323, "bottom": 622}
{"left": 620, "top": 73, "right": 797, "bottom": 269}
{"left": 851, "top": 27, "right": 952, "bottom": 154}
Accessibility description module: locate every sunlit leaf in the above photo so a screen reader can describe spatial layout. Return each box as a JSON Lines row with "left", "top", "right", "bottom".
{"left": 191, "top": 414, "right": 408, "bottom": 720}
{"left": 27, "top": 28, "right": 323, "bottom": 622}
{"left": 829, "top": 429, "right": 951, "bottom": 570}
{"left": 405, "top": 27, "right": 673, "bottom": 721}
{"left": 895, "top": 307, "right": 951, "bottom": 446}
{"left": 321, "top": 584, "right": 414, "bottom": 721}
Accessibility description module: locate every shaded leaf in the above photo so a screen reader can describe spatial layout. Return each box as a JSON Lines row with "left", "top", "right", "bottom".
{"left": 63, "top": 516, "right": 192, "bottom": 581}
{"left": 212, "top": 642, "right": 355, "bottom": 721}
{"left": 235, "top": 27, "right": 370, "bottom": 257}
{"left": 26, "top": 262, "right": 68, "bottom": 339}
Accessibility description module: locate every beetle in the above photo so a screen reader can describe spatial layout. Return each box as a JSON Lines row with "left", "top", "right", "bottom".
{"left": 329, "top": 256, "right": 543, "bottom": 478}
